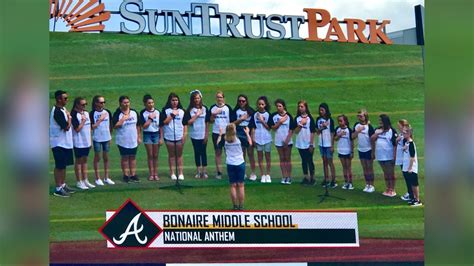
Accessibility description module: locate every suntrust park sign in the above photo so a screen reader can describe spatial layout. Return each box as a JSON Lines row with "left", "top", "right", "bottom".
{"left": 118, "top": 1, "right": 393, "bottom": 44}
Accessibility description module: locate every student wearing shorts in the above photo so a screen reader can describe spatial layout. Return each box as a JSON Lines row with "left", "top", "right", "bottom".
{"left": 294, "top": 100, "right": 317, "bottom": 185}
{"left": 217, "top": 123, "right": 252, "bottom": 211}
{"left": 112, "top": 95, "right": 141, "bottom": 183}
{"left": 139, "top": 94, "right": 163, "bottom": 181}
{"left": 352, "top": 109, "right": 375, "bottom": 192}
{"left": 251, "top": 96, "right": 273, "bottom": 183}
{"left": 183, "top": 90, "right": 210, "bottom": 179}
{"left": 162, "top": 93, "right": 187, "bottom": 180}
{"left": 371, "top": 114, "right": 398, "bottom": 197}
{"left": 334, "top": 115, "right": 354, "bottom": 190}
{"left": 271, "top": 99, "right": 296, "bottom": 185}
{"left": 71, "top": 97, "right": 95, "bottom": 190}
{"left": 90, "top": 95, "right": 114, "bottom": 185}
{"left": 50, "top": 90, "right": 75, "bottom": 197}
{"left": 232, "top": 94, "right": 257, "bottom": 181}
{"left": 209, "top": 91, "right": 233, "bottom": 179}
{"left": 316, "top": 103, "right": 336, "bottom": 188}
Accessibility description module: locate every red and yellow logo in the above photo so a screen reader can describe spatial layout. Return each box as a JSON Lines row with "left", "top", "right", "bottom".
{"left": 49, "top": 0, "right": 110, "bottom": 32}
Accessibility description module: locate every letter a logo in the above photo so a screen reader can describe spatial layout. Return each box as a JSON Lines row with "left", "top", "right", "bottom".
{"left": 99, "top": 199, "right": 162, "bottom": 248}
{"left": 113, "top": 213, "right": 148, "bottom": 245}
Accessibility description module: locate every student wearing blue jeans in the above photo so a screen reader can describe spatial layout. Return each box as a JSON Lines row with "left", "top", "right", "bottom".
{"left": 218, "top": 123, "right": 252, "bottom": 210}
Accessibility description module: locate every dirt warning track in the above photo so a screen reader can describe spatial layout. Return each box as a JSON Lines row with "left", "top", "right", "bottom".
{"left": 50, "top": 238, "right": 423, "bottom": 263}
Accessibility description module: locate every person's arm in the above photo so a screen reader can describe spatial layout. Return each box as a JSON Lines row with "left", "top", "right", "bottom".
{"left": 142, "top": 111, "right": 154, "bottom": 129}
{"left": 244, "top": 127, "right": 252, "bottom": 146}
{"left": 407, "top": 141, "right": 415, "bottom": 172}
{"left": 334, "top": 127, "right": 341, "bottom": 141}
{"left": 187, "top": 109, "right": 202, "bottom": 125}
{"left": 216, "top": 127, "right": 224, "bottom": 144}
{"left": 294, "top": 117, "right": 302, "bottom": 134}
{"left": 159, "top": 126, "right": 164, "bottom": 145}
{"left": 54, "top": 107, "right": 70, "bottom": 131}
{"left": 163, "top": 111, "right": 174, "bottom": 125}
{"left": 182, "top": 125, "right": 188, "bottom": 145}
{"left": 203, "top": 122, "right": 209, "bottom": 144}
{"left": 74, "top": 113, "right": 87, "bottom": 133}
{"left": 271, "top": 114, "right": 286, "bottom": 130}
{"left": 113, "top": 112, "right": 128, "bottom": 129}
{"left": 136, "top": 124, "right": 142, "bottom": 145}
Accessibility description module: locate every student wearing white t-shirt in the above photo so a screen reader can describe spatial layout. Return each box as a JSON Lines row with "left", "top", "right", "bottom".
{"left": 183, "top": 90, "right": 210, "bottom": 179}
{"left": 401, "top": 127, "right": 422, "bottom": 206}
{"left": 271, "top": 99, "right": 296, "bottom": 185}
{"left": 334, "top": 115, "right": 354, "bottom": 190}
{"left": 90, "top": 95, "right": 114, "bottom": 186}
{"left": 251, "top": 96, "right": 273, "bottom": 183}
{"left": 50, "top": 90, "right": 75, "bottom": 197}
{"left": 316, "top": 103, "right": 336, "bottom": 188}
{"left": 294, "top": 100, "right": 316, "bottom": 185}
{"left": 139, "top": 94, "right": 163, "bottom": 181}
{"left": 395, "top": 119, "right": 412, "bottom": 201}
{"left": 371, "top": 114, "right": 398, "bottom": 197}
{"left": 162, "top": 93, "right": 187, "bottom": 181}
{"left": 209, "top": 91, "right": 233, "bottom": 179}
{"left": 112, "top": 96, "right": 141, "bottom": 183}
{"left": 217, "top": 123, "right": 252, "bottom": 211}
{"left": 233, "top": 94, "right": 257, "bottom": 181}
{"left": 71, "top": 97, "right": 95, "bottom": 190}
{"left": 352, "top": 109, "right": 375, "bottom": 192}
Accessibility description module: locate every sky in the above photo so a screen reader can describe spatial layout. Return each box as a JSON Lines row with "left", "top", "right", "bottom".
{"left": 50, "top": 0, "right": 425, "bottom": 36}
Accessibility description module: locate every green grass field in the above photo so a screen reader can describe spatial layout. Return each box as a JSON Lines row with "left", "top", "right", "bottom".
{"left": 49, "top": 32, "right": 424, "bottom": 242}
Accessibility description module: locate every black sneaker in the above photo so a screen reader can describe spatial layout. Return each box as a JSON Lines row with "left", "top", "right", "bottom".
{"left": 330, "top": 181, "right": 338, "bottom": 188}
{"left": 123, "top": 175, "right": 130, "bottom": 183}
{"left": 232, "top": 205, "right": 239, "bottom": 210}
{"left": 238, "top": 205, "right": 244, "bottom": 211}
{"left": 130, "top": 175, "right": 140, "bottom": 183}
{"left": 63, "top": 184, "right": 76, "bottom": 194}
{"left": 321, "top": 180, "right": 329, "bottom": 188}
{"left": 410, "top": 200, "right": 423, "bottom": 207}
{"left": 300, "top": 178, "right": 309, "bottom": 185}
{"left": 53, "top": 188, "right": 70, "bottom": 198}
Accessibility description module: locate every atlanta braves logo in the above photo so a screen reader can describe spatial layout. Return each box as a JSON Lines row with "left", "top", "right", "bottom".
{"left": 99, "top": 199, "right": 162, "bottom": 248}
{"left": 113, "top": 213, "right": 148, "bottom": 245}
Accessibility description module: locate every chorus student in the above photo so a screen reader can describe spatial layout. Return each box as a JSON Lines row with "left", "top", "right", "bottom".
{"left": 139, "top": 94, "right": 163, "bottom": 181}
{"left": 71, "top": 97, "right": 95, "bottom": 190}
{"left": 251, "top": 96, "right": 273, "bottom": 183}
{"left": 162, "top": 93, "right": 187, "bottom": 180}
{"left": 112, "top": 95, "right": 141, "bottom": 183}
{"left": 209, "top": 91, "right": 233, "bottom": 179}
{"left": 294, "top": 100, "right": 317, "bottom": 185}
{"left": 271, "top": 99, "right": 295, "bottom": 185}
{"left": 90, "top": 95, "right": 115, "bottom": 185}
{"left": 183, "top": 90, "right": 210, "bottom": 179}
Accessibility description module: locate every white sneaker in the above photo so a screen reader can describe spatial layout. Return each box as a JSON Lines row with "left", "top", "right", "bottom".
{"left": 347, "top": 183, "right": 354, "bottom": 190}
{"left": 366, "top": 185, "right": 375, "bottom": 193}
{"left": 84, "top": 179, "right": 96, "bottom": 188}
{"left": 171, "top": 174, "right": 177, "bottom": 180}
{"left": 76, "top": 181, "right": 89, "bottom": 190}
{"left": 178, "top": 174, "right": 184, "bottom": 180}
{"left": 266, "top": 175, "right": 272, "bottom": 183}
{"left": 281, "top": 178, "right": 286, "bottom": 184}
{"left": 249, "top": 173, "right": 257, "bottom": 181}
{"left": 260, "top": 175, "right": 266, "bottom": 183}
{"left": 363, "top": 184, "right": 369, "bottom": 192}
{"left": 95, "top": 179, "right": 105, "bottom": 186}
{"left": 104, "top": 178, "right": 115, "bottom": 185}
